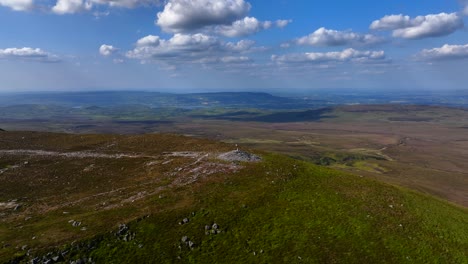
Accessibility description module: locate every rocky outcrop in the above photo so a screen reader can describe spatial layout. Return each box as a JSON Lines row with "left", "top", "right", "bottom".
{"left": 218, "top": 150, "right": 261, "bottom": 162}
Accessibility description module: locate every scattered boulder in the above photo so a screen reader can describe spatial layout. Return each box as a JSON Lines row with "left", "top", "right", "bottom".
{"left": 116, "top": 224, "right": 129, "bottom": 236}
{"left": 52, "top": 255, "right": 62, "bottom": 262}
{"left": 188, "top": 241, "right": 195, "bottom": 249}
{"left": 206, "top": 223, "right": 222, "bottom": 235}
{"left": 181, "top": 236, "right": 196, "bottom": 249}
{"left": 218, "top": 150, "right": 261, "bottom": 162}
{"left": 0, "top": 201, "right": 20, "bottom": 210}
{"left": 179, "top": 217, "right": 190, "bottom": 225}
{"left": 69, "top": 220, "right": 81, "bottom": 227}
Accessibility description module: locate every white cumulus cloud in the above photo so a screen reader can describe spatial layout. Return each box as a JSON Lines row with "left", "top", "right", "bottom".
{"left": 0, "top": 0, "right": 33, "bottom": 11}
{"left": 216, "top": 17, "right": 292, "bottom": 37}
{"left": 99, "top": 44, "right": 118, "bottom": 56}
{"left": 0, "top": 47, "right": 60, "bottom": 62}
{"left": 296, "top": 27, "right": 383, "bottom": 47}
{"left": 52, "top": 0, "right": 89, "bottom": 14}
{"left": 156, "top": 0, "right": 251, "bottom": 32}
{"left": 216, "top": 17, "right": 270, "bottom": 37}
{"left": 276, "top": 19, "right": 292, "bottom": 28}
{"left": 136, "top": 35, "right": 160, "bottom": 47}
{"left": 370, "top": 12, "right": 463, "bottom": 39}
{"left": 126, "top": 33, "right": 255, "bottom": 64}
{"left": 370, "top": 14, "right": 413, "bottom": 30}
{"left": 52, "top": 0, "right": 160, "bottom": 14}
{"left": 417, "top": 44, "right": 468, "bottom": 60}
{"left": 271, "top": 48, "right": 386, "bottom": 64}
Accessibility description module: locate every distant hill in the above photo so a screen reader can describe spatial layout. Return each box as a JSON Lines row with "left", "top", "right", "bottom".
{"left": 0, "top": 131, "right": 466, "bottom": 263}
{"left": 0, "top": 91, "right": 310, "bottom": 109}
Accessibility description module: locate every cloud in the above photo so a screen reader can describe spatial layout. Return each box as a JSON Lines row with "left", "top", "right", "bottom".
{"left": 91, "top": 0, "right": 159, "bottom": 8}
{"left": 417, "top": 44, "right": 468, "bottom": 60}
{"left": 461, "top": 0, "right": 468, "bottom": 15}
{"left": 52, "top": 0, "right": 89, "bottom": 14}
{"left": 276, "top": 19, "right": 292, "bottom": 28}
{"left": 126, "top": 33, "right": 255, "bottom": 64}
{"left": 99, "top": 44, "right": 118, "bottom": 56}
{"left": 0, "top": 47, "right": 60, "bottom": 62}
{"left": 225, "top": 39, "right": 255, "bottom": 51}
{"left": 215, "top": 17, "right": 293, "bottom": 37}
{"left": 370, "top": 12, "right": 463, "bottom": 39}
{"left": 136, "top": 35, "right": 160, "bottom": 47}
{"left": 220, "top": 56, "right": 251, "bottom": 63}
{"left": 156, "top": 0, "right": 251, "bottom": 33}
{"left": 215, "top": 17, "right": 265, "bottom": 37}
{"left": 52, "top": 0, "right": 161, "bottom": 14}
{"left": 370, "top": 14, "right": 413, "bottom": 30}
{"left": 0, "top": 0, "right": 33, "bottom": 11}
{"left": 271, "top": 48, "right": 387, "bottom": 64}
{"left": 296, "top": 27, "right": 383, "bottom": 47}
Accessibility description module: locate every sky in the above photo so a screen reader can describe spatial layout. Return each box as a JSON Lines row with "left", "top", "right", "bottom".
{"left": 1, "top": 0, "right": 468, "bottom": 92}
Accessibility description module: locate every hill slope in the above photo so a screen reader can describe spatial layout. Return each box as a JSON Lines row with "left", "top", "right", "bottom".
{"left": 0, "top": 132, "right": 466, "bottom": 263}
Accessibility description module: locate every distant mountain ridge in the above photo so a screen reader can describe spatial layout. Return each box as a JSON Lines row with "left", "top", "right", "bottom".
{"left": 0, "top": 91, "right": 308, "bottom": 109}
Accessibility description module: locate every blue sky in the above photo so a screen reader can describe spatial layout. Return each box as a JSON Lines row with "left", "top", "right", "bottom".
{"left": 1, "top": 0, "right": 468, "bottom": 92}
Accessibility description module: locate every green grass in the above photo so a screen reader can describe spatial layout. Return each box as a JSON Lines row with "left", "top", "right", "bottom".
{"left": 51, "top": 154, "right": 467, "bottom": 263}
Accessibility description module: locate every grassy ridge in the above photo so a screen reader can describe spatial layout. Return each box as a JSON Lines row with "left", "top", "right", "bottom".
{"left": 53, "top": 154, "right": 467, "bottom": 263}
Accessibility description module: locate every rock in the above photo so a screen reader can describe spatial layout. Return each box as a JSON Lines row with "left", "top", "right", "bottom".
{"left": 43, "top": 259, "right": 52, "bottom": 264}
{"left": 72, "top": 221, "right": 81, "bottom": 227}
{"left": 218, "top": 150, "right": 261, "bottom": 162}
{"left": 21, "top": 245, "right": 28, "bottom": 251}
{"left": 212, "top": 223, "right": 219, "bottom": 230}
{"left": 188, "top": 241, "right": 195, "bottom": 249}
{"left": 14, "top": 204, "right": 21, "bottom": 211}
{"left": 181, "top": 236, "right": 189, "bottom": 243}
{"left": 182, "top": 218, "right": 189, "bottom": 224}
{"left": 30, "top": 257, "right": 40, "bottom": 264}
{"left": 116, "top": 224, "right": 128, "bottom": 235}
{"left": 204, "top": 225, "right": 211, "bottom": 230}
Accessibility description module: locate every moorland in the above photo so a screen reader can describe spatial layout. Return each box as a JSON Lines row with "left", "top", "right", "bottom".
{"left": 0, "top": 91, "right": 467, "bottom": 263}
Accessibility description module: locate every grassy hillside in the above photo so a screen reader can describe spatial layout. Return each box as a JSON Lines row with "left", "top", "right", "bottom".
{"left": 0, "top": 132, "right": 467, "bottom": 263}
